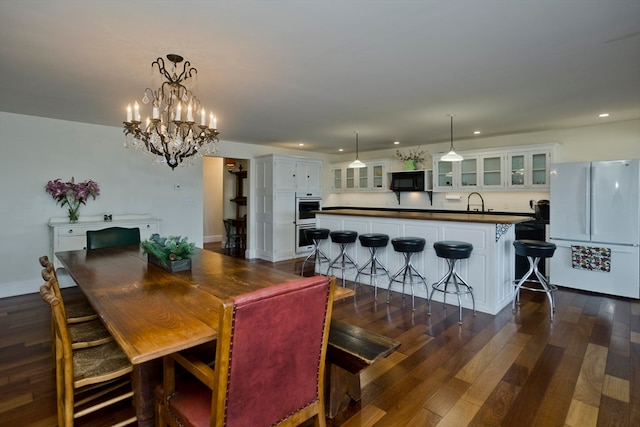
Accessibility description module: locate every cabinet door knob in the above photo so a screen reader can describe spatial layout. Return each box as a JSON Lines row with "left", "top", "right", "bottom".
{"left": 68, "top": 229, "right": 73, "bottom": 233}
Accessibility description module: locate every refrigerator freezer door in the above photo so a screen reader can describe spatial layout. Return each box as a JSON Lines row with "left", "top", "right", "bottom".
{"left": 550, "top": 162, "right": 591, "bottom": 242}
{"left": 551, "top": 240, "right": 640, "bottom": 298}
{"left": 590, "top": 160, "right": 640, "bottom": 246}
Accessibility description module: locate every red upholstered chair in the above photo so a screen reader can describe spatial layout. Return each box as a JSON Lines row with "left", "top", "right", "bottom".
{"left": 156, "top": 275, "right": 336, "bottom": 427}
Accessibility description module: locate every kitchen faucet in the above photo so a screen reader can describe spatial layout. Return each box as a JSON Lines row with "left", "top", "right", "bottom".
{"left": 467, "top": 192, "right": 485, "bottom": 212}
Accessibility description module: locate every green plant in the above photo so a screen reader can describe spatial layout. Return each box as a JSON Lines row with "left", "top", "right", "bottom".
{"left": 141, "top": 234, "right": 195, "bottom": 265}
{"left": 395, "top": 146, "right": 427, "bottom": 163}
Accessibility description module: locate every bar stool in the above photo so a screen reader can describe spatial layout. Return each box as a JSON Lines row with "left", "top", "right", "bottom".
{"left": 326, "top": 231, "right": 359, "bottom": 287}
{"left": 513, "top": 239, "right": 557, "bottom": 320}
{"left": 300, "top": 228, "right": 331, "bottom": 276}
{"left": 354, "top": 233, "right": 390, "bottom": 299}
{"left": 386, "top": 237, "right": 427, "bottom": 310}
{"left": 428, "top": 241, "right": 476, "bottom": 324}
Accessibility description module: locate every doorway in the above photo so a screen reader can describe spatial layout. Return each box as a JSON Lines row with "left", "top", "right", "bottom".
{"left": 203, "top": 157, "right": 248, "bottom": 259}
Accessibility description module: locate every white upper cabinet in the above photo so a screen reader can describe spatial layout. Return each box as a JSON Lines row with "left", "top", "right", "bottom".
{"left": 295, "top": 160, "right": 322, "bottom": 191}
{"left": 331, "top": 165, "right": 344, "bottom": 193}
{"left": 433, "top": 144, "right": 555, "bottom": 191}
{"left": 261, "top": 155, "right": 322, "bottom": 192}
{"left": 433, "top": 156, "right": 479, "bottom": 191}
{"left": 330, "top": 159, "right": 392, "bottom": 192}
{"left": 507, "top": 149, "right": 552, "bottom": 190}
{"left": 481, "top": 154, "right": 505, "bottom": 190}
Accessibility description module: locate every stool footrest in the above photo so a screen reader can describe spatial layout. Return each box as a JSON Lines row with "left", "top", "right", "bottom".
{"left": 513, "top": 279, "right": 558, "bottom": 293}
{"left": 431, "top": 283, "right": 474, "bottom": 296}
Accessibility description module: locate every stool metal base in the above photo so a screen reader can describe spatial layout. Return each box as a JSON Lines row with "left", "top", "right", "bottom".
{"left": 513, "top": 255, "right": 557, "bottom": 320}
{"left": 327, "top": 243, "right": 358, "bottom": 287}
{"left": 386, "top": 252, "right": 427, "bottom": 311}
{"left": 300, "top": 238, "right": 330, "bottom": 276}
{"left": 428, "top": 258, "right": 476, "bottom": 324}
{"left": 354, "top": 246, "right": 390, "bottom": 299}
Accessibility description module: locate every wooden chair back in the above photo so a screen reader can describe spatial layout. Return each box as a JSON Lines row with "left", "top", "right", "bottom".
{"left": 159, "top": 275, "right": 335, "bottom": 427}
{"left": 40, "top": 273, "right": 135, "bottom": 426}
{"left": 86, "top": 227, "right": 140, "bottom": 250}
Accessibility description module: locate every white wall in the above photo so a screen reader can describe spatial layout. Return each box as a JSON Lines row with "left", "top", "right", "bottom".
{"left": 203, "top": 157, "right": 224, "bottom": 243}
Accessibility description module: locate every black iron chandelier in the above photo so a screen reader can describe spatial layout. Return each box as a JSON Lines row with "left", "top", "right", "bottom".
{"left": 123, "top": 54, "right": 220, "bottom": 170}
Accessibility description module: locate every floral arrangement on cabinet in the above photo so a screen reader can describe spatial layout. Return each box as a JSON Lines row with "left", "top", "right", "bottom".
{"left": 45, "top": 177, "right": 100, "bottom": 223}
{"left": 395, "top": 146, "right": 427, "bottom": 170}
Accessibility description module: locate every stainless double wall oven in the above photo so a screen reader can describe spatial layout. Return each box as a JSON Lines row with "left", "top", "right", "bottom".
{"left": 295, "top": 191, "right": 322, "bottom": 254}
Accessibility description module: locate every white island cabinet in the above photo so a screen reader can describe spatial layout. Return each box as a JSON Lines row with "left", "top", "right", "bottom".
{"left": 316, "top": 210, "right": 530, "bottom": 315}
{"left": 49, "top": 214, "right": 160, "bottom": 269}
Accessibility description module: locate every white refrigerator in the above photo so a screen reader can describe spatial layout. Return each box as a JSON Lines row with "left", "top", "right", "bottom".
{"left": 549, "top": 159, "right": 640, "bottom": 298}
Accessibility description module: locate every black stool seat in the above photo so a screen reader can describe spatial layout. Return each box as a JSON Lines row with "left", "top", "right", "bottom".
{"left": 513, "top": 240, "right": 556, "bottom": 258}
{"left": 391, "top": 237, "right": 426, "bottom": 253}
{"left": 359, "top": 234, "right": 389, "bottom": 248}
{"left": 330, "top": 231, "right": 358, "bottom": 244}
{"left": 433, "top": 241, "right": 473, "bottom": 259}
{"left": 305, "top": 228, "right": 330, "bottom": 240}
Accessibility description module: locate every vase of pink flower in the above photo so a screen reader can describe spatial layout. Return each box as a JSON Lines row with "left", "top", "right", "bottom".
{"left": 45, "top": 177, "right": 100, "bottom": 223}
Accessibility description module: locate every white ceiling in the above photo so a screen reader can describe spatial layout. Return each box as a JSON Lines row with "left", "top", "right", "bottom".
{"left": 1, "top": 0, "right": 639, "bottom": 154}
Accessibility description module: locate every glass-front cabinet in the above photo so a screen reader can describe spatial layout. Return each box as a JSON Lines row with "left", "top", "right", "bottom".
{"left": 330, "top": 159, "right": 392, "bottom": 192}
{"left": 482, "top": 155, "right": 504, "bottom": 189}
{"left": 358, "top": 166, "right": 368, "bottom": 189}
{"left": 331, "top": 167, "right": 343, "bottom": 192}
{"left": 507, "top": 149, "right": 551, "bottom": 189}
{"left": 345, "top": 168, "right": 356, "bottom": 190}
{"left": 433, "top": 156, "right": 479, "bottom": 191}
{"left": 435, "top": 160, "right": 454, "bottom": 191}
{"left": 459, "top": 157, "right": 478, "bottom": 188}
{"left": 433, "top": 144, "right": 554, "bottom": 191}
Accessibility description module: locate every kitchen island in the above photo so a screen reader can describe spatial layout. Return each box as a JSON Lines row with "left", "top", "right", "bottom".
{"left": 316, "top": 209, "right": 533, "bottom": 315}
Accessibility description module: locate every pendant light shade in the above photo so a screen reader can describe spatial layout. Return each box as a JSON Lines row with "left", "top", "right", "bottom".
{"left": 441, "top": 115, "right": 463, "bottom": 162}
{"left": 349, "top": 132, "right": 366, "bottom": 168}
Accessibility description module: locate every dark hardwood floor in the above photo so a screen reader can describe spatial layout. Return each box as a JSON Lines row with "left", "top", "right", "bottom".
{"left": 1, "top": 244, "right": 638, "bottom": 426}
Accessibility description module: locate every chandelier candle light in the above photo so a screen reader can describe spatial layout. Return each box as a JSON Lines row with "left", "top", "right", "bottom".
{"left": 123, "top": 54, "right": 220, "bottom": 170}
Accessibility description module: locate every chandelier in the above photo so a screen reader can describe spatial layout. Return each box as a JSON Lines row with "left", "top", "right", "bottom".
{"left": 123, "top": 54, "right": 220, "bottom": 170}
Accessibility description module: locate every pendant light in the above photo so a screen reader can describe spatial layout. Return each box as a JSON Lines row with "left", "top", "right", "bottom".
{"left": 441, "top": 115, "right": 464, "bottom": 162}
{"left": 349, "top": 132, "right": 366, "bottom": 168}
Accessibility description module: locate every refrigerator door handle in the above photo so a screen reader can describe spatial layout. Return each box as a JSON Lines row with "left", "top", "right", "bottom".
{"left": 584, "top": 165, "right": 591, "bottom": 236}
{"left": 590, "top": 165, "right": 596, "bottom": 235}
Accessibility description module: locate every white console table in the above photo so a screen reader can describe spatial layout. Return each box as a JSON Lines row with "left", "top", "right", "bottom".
{"left": 48, "top": 214, "right": 161, "bottom": 270}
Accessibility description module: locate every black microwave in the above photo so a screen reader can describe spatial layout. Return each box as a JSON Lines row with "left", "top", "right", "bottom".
{"left": 390, "top": 170, "right": 432, "bottom": 191}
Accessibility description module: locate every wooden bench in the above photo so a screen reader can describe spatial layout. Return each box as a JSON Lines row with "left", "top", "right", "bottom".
{"left": 325, "top": 319, "right": 401, "bottom": 418}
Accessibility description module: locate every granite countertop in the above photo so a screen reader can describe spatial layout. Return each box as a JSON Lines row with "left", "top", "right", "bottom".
{"left": 316, "top": 208, "right": 535, "bottom": 224}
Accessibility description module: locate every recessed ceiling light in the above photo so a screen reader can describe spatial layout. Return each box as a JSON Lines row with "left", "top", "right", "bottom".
{"left": 338, "top": 148, "right": 344, "bottom": 152}
{"left": 598, "top": 113, "right": 610, "bottom": 118}
{"left": 473, "top": 131, "right": 481, "bottom": 135}
{"left": 394, "top": 141, "right": 400, "bottom": 145}
{"left": 298, "top": 143, "right": 304, "bottom": 146}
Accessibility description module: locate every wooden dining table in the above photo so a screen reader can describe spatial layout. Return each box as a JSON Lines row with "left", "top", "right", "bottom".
{"left": 56, "top": 245, "right": 353, "bottom": 427}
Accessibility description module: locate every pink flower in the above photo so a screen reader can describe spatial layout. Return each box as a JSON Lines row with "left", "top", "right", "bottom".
{"left": 45, "top": 177, "right": 100, "bottom": 208}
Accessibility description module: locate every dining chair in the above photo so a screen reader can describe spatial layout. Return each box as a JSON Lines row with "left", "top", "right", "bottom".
{"left": 156, "top": 275, "right": 336, "bottom": 427}
{"left": 222, "top": 219, "right": 243, "bottom": 253}
{"left": 40, "top": 268, "right": 114, "bottom": 354}
{"left": 39, "top": 256, "right": 99, "bottom": 324}
{"left": 40, "top": 279, "right": 137, "bottom": 426}
{"left": 86, "top": 226, "right": 141, "bottom": 250}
